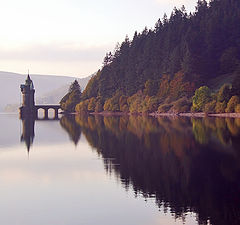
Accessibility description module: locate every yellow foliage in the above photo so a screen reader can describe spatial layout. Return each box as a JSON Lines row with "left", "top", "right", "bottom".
{"left": 75, "top": 99, "right": 89, "bottom": 113}
{"left": 235, "top": 104, "right": 240, "bottom": 113}
{"left": 225, "top": 96, "right": 239, "bottom": 113}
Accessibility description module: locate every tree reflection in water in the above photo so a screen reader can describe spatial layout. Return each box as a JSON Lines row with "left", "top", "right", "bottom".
{"left": 60, "top": 115, "right": 81, "bottom": 145}
{"left": 60, "top": 114, "right": 240, "bottom": 225}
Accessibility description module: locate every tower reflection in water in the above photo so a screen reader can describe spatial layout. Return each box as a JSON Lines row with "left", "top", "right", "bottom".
{"left": 20, "top": 117, "right": 35, "bottom": 153}
{"left": 20, "top": 115, "right": 60, "bottom": 153}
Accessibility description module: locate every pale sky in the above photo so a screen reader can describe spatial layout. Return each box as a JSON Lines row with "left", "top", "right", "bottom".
{"left": 0, "top": 0, "right": 197, "bottom": 78}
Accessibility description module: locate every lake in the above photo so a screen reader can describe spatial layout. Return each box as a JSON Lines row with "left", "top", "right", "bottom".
{"left": 0, "top": 113, "right": 240, "bottom": 225}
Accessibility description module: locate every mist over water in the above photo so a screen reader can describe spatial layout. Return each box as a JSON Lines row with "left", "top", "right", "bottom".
{"left": 0, "top": 114, "right": 240, "bottom": 225}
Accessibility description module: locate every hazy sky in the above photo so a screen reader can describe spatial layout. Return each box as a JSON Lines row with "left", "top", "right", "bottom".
{"left": 0, "top": 0, "right": 197, "bottom": 77}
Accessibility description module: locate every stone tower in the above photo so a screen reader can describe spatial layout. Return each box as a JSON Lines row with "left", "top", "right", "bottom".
{"left": 19, "top": 75, "right": 36, "bottom": 118}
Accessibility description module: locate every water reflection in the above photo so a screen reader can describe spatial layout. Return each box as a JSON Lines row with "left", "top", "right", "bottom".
{"left": 20, "top": 117, "right": 35, "bottom": 153}
{"left": 20, "top": 116, "right": 60, "bottom": 152}
{"left": 59, "top": 115, "right": 240, "bottom": 225}
{"left": 60, "top": 115, "right": 81, "bottom": 145}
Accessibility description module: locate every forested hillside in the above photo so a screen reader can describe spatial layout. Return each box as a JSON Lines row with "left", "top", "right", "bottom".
{"left": 61, "top": 0, "right": 240, "bottom": 114}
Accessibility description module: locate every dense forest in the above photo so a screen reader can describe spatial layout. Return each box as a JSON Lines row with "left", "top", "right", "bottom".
{"left": 61, "top": 0, "right": 240, "bottom": 114}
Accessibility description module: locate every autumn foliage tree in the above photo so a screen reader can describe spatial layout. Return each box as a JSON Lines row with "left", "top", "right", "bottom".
{"left": 192, "top": 86, "right": 211, "bottom": 112}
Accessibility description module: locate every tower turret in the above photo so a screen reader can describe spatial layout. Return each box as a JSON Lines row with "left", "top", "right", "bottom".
{"left": 19, "top": 74, "right": 36, "bottom": 118}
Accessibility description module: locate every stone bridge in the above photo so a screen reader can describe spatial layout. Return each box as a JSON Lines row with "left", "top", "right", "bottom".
{"left": 35, "top": 105, "right": 61, "bottom": 119}
{"left": 19, "top": 75, "right": 63, "bottom": 120}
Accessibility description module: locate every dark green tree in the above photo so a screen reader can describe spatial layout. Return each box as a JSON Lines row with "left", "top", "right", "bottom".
{"left": 69, "top": 80, "right": 81, "bottom": 93}
{"left": 232, "top": 66, "right": 240, "bottom": 97}
{"left": 60, "top": 80, "right": 82, "bottom": 112}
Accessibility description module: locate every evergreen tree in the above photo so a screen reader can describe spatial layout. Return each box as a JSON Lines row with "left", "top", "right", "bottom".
{"left": 69, "top": 80, "right": 81, "bottom": 93}
{"left": 60, "top": 80, "right": 82, "bottom": 112}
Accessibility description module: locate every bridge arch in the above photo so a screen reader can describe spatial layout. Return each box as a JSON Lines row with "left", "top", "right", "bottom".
{"left": 35, "top": 105, "right": 61, "bottom": 120}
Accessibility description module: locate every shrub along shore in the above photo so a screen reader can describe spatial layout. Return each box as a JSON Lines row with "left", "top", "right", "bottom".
{"left": 60, "top": 80, "right": 240, "bottom": 118}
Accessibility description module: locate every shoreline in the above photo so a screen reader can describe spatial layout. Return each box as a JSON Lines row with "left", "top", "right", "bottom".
{"left": 85, "top": 111, "right": 240, "bottom": 118}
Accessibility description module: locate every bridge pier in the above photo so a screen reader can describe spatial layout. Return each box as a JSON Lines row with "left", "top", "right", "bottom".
{"left": 44, "top": 108, "right": 49, "bottom": 119}
{"left": 54, "top": 109, "right": 59, "bottom": 119}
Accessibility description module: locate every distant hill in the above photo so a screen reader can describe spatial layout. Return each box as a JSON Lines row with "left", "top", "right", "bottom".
{"left": 0, "top": 71, "right": 91, "bottom": 112}
{"left": 36, "top": 76, "right": 91, "bottom": 104}
{"left": 36, "top": 84, "right": 70, "bottom": 104}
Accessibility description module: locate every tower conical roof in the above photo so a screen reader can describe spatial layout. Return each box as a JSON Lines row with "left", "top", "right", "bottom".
{"left": 25, "top": 74, "right": 33, "bottom": 86}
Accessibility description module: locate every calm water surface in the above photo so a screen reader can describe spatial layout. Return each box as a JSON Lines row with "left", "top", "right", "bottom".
{"left": 0, "top": 114, "right": 240, "bottom": 225}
